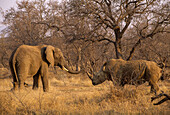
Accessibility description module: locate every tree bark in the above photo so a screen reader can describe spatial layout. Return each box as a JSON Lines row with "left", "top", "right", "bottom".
{"left": 127, "top": 39, "right": 141, "bottom": 61}
{"left": 114, "top": 28, "right": 123, "bottom": 59}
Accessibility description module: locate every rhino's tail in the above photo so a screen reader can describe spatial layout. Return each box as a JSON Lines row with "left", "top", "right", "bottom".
{"left": 158, "top": 62, "right": 165, "bottom": 80}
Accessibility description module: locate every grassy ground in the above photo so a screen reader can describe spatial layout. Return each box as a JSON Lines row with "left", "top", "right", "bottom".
{"left": 0, "top": 68, "right": 169, "bottom": 115}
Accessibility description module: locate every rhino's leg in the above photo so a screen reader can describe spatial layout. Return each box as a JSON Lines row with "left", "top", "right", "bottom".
{"left": 110, "top": 73, "right": 119, "bottom": 86}
{"left": 149, "top": 79, "right": 159, "bottom": 95}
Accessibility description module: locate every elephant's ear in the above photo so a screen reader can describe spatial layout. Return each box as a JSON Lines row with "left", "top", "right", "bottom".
{"left": 45, "top": 46, "right": 55, "bottom": 67}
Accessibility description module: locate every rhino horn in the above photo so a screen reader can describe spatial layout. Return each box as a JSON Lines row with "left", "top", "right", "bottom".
{"left": 86, "top": 71, "right": 93, "bottom": 80}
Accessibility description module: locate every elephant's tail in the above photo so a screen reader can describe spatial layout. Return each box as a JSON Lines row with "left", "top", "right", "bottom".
{"left": 11, "top": 49, "right": 19, "bottom": 83}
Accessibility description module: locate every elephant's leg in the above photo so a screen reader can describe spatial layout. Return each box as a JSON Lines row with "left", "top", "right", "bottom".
{"left": 18, "top": 76, "right": 27, "bottom": 90}
{"left": 10, "top": 64, "right": 19, "bottom": 90}
{"left": 13, "top": 82, "right": 19, "bottom": 90}
{"left": 41, "top": 75, "right": 49, "bottom": 92}
{"left": 12, "top": 76, "right": 19, "bottom": 90}
{"left": 41, "top": 67, "right": 49, "bottom": 92}
{"left": 33, "top": 73, "right": 40, "bottom": 90}
{"left": 17, "top": 68, "right": 29, "bottom": 90}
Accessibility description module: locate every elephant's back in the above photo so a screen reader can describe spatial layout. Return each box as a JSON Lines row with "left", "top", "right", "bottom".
{"left": 14, "top": 45, "right": 42, "bottom": 62}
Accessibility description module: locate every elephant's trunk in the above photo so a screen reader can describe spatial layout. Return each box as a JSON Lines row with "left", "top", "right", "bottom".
{"left": 62, "top": 63, "right": 81, "bottom": 74}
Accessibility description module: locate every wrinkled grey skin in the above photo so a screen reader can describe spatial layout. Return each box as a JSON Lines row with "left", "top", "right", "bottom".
{"left": 87, "top": 59, "right": 162, "bottom": 94}
{"left": 9, "top": 45, "right": 80, "bottom": 92}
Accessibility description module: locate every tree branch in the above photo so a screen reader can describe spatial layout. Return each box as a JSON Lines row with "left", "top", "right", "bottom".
{"left": 31, "top": 21, "right": 60, "bottom": 31}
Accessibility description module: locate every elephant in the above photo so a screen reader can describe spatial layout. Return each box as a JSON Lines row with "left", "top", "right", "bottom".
{"left": 87, "top": 59, "right": 163, "bottom": 94}
{"left": 9, "top": 45, "right": 81, "bottom": 92}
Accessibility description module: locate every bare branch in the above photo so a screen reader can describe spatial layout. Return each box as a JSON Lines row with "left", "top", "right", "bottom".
{"left": 31, "top": 21, "right": 60, "bottom": 31}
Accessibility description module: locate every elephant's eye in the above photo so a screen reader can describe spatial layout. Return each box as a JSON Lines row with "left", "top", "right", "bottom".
{"left": 54, "top": 53, "right": 60, "bottom": 59}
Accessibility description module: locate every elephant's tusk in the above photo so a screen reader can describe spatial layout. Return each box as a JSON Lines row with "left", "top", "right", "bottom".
{"left": 62, "top": 66, "right": 69, "bottom": 72}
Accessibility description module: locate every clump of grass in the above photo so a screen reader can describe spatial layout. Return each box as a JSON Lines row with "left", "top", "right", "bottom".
{"left": 0, "top": 69, "right": 169, "bottom": 114}
{"left": 109, "top": 86, "right": 140, "bottom": 100}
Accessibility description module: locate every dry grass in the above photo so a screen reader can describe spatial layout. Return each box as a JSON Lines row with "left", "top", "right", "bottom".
{"left": 0, "top": 68, "right": 169, "bottom": 115}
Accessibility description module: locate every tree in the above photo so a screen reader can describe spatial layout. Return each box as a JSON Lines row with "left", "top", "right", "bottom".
{"left": 2, "top": 0, "right": 63, "bottom": 45}
{"left": 0, "top": 0, "right": 169, "bottom": 71}
{"left": 67, "top": 0, "right": 169, "bottom": 61}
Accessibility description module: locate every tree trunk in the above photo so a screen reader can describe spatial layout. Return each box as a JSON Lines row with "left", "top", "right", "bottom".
{"left": 114, "top": 28, "right": 123, "bottom": 59}
{"left": 127, "top": 39, "right": 141, "bottom": 61}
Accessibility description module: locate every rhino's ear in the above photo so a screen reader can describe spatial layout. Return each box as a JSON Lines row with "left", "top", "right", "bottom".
{"left": 102, "top": 62, "right": 107, "bottom": 72}
{"left": 45, "top": 46, "right": 55, "bottom": 67}
{"left": 102, "top": 65, "right": 106, "bottom": 71}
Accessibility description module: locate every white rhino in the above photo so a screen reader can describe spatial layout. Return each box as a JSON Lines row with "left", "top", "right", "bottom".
{"left": 87, "top": 59, "right": 162, "bottom": 94}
